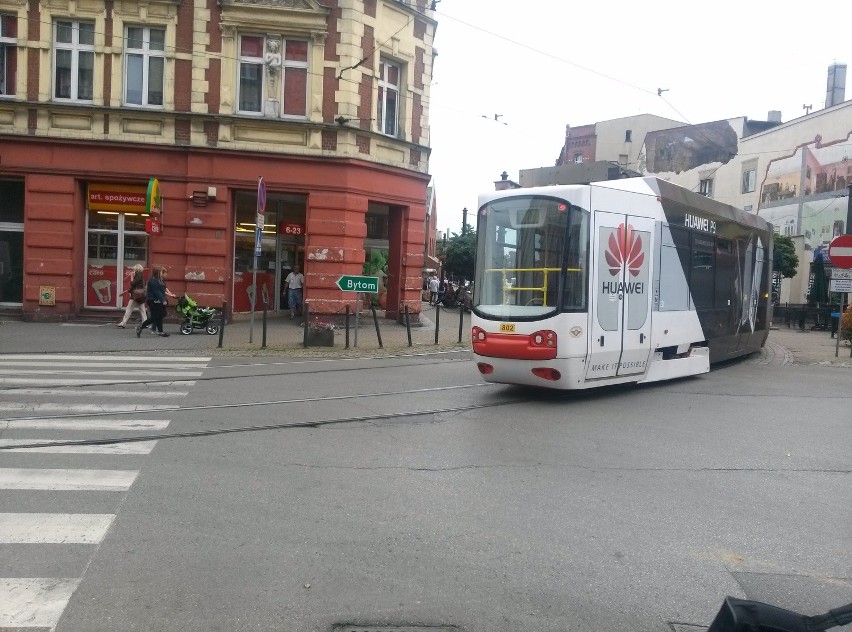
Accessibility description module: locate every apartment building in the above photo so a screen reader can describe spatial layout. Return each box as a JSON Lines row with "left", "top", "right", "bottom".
{"left": 0, "top": 0, "right": 437, "bottom": 321}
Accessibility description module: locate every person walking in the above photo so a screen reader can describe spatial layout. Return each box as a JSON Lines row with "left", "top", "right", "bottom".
{"left": 116, "top": 264, "right": 148, "bottom": 328}
{"left": 137, "top": 266, "right": 176, "bottom": 337}
{"left": 284, "top": 263, "right": 305, "bottom": 319}
{"left": 428, "top": 274, "right": 439, "bottom": 306}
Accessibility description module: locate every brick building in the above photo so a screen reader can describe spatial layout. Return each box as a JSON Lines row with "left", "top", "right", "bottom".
{"left": 0, "top": 0, "right": 437, "bottom": 321}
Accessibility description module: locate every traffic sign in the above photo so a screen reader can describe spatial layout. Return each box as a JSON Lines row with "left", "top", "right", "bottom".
{"left": 336, "top": 275, "right": 379, "bottom": 293}
{"left": 828, "top": 234, "right": 852, "bottom": 269}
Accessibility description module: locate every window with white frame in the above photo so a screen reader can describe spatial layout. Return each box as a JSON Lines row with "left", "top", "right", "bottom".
{"left": 573, "top": 153, "right": 583, "bottom": 164}
{"left": 237, "top": 34, "right": 308, "bottom": 117}
{"left": 125, "top": 26, "right": 165, "bottom": 107}
{"left": 699, "top": 178, "right": 714, "bottom": 197}
{"left": 377, "top": 59, "right": 400, "bottom": 136}
{"left": 54, "top": 20, "right": 94, "bottom": 101}
{"left": 0, "top": 14, "right": 16, "bottom": 96}
{"left": 741, "top": 165, "right": 757, "bottom": 193}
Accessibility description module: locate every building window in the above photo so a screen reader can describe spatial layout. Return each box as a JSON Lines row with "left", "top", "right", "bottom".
{"left": 625, "top": 130, "right": 632, "bottom": 142}
{"left": 54, "top": 20, "right": 94, "bottom": 101}
{"left": 573, "top": 153, "right": 583, "bottom": 164}
{"left": 618, "top": 154, "right": 628, "bottom": 165}
{"left": 238, "top": 35, "right": 308, "bottom": 117}
{"left": 124, "top": 26, "right": 165, "bottom": 107}
{"left": 742, "top": 167, "right": 756, "bottom": 193}
{"left": 378, "top": 59, "right": 400, "bottom": 136}
{"left": 0, "top": 14, "right": 16, "bottom": 97}
{"left": 699, "top": 178, "right": 713, "bottom": 198}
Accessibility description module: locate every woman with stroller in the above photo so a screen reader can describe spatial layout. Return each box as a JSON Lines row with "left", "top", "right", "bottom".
{"left": 116, "top": 263, "right": 148, "bottom": 328}
{"left": 137, "top": 266, "right": 176, "bottom": 338}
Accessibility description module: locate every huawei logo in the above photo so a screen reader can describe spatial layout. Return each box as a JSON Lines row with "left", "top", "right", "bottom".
{"left": 605, "top": 223, "right": 644, "bottom": 277}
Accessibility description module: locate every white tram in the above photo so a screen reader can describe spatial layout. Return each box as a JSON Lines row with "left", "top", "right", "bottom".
{"left": 471, "top": 177, "right": 773, "bottom": 389}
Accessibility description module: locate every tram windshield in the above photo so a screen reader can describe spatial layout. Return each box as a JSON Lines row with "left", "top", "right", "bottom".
{"left": 474, "top": 195, "right": 589, "bottom": 320}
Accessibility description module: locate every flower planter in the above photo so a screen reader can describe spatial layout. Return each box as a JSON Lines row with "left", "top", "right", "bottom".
{"left": 306, "top": 328, "right": 334, "bottom": 347}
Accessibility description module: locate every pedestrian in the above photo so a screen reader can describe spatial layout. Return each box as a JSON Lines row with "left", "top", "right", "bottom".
{"left": 284, "top": 263, "right": 304, "bottom": 319}
{"left": 137, "top": 266, "right": 176, "bottom": 338}
{"left": 116, "top": 264, "right": 148, "bottom": 328}
{"left": 428, "top": 274, "right": 439, "bottom": 305}
{"left": 437, "top": 277, "right": 447, "bottom": 305}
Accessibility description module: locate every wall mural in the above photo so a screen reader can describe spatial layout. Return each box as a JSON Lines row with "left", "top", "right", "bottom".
{"left": 757, "top": 132, "right": 851, "bottom": 257}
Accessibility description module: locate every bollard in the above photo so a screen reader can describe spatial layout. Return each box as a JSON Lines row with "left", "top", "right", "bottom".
{"left": 371, "top": 306, "right": 383, "bottom": 348}
{"left": 261, "top": 300, "right": 268, "bottom": 349}
{"left": 302, "top": 302, "right": 310, "bottom": 348}
{"left": 458, "top": 305, "right": 464, "bottom": 343}
{"left": 404, "top": 305, "right": 412, "bottom": 347}
{"left": 217, "top": 300, "right": 228, "bottom": 348}
{"left": 434, "top": 305, "right": 440, "bottom": 344}
{"left": 345, "top": 304, "right": 350, "bottom": 349}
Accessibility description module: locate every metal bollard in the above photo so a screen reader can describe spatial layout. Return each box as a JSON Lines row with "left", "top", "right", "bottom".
{"left": 302, "top": 302, "right": 310, "bottom": 348}
{"left": 404, "top": 304, "right": 412, "bottom": 347}
{"left": 371, "top": 306, "right": 383, "bottom": 348}
{"left": 217, "top": 300, "right": 228, "bottom": 348}
{"left": 345, "top": 304, "right": 350, "bottom": 349}
{"left": 262, "top": 300, "right": 268, "bottom": 349}
{"left": 434, "top": 305, "right": 440, "bottom": 344}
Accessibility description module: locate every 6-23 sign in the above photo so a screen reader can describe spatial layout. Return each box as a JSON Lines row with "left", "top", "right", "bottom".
{"left": 280, "top": 223, "right": 304, "bottom": 236}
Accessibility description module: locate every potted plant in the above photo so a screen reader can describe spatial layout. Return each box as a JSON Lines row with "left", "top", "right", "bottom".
{"left": 306, "top": 320, "right": 335, "bottom": 347}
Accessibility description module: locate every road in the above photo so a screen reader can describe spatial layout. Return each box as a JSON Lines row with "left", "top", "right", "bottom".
{"left": 0, "top": 351, "right": 849, "bottom": 632}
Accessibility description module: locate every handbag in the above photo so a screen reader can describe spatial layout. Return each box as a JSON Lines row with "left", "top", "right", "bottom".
{"left": 131, "top": 287, "right": 147, "bottom": 302}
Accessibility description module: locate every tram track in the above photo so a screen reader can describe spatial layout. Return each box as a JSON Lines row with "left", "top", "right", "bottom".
{"left": 0, "top": 395, "right": 529, "bottom": 451}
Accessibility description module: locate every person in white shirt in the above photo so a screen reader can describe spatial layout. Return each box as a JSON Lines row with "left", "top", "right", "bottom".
{"left": 428, "top": 274, "right": 439, "bottom": 305}
{"left": 284, "top": 264, "right": 305, "bottom": 319}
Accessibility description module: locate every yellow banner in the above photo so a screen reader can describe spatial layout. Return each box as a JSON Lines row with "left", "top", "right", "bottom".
{"left": 87, "top": 183, "right": 147, "bottom": 212}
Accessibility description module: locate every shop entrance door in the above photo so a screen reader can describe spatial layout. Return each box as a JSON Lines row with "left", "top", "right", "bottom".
{"left": 278, "top": 241, "right": 304, "bottom": 311}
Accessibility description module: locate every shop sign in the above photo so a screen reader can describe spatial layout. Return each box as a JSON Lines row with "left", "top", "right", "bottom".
{"left": 145, "top": 178, "right": 162, "bottom": 216}
{"left": 88, "top": 183, "right": 147, "bottom": 212}
{"left": 280, "top": 223, "right": 304, "bottom": 236}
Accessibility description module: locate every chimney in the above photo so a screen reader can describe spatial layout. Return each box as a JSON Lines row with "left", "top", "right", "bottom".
{"left": 825, "top": 63, "right": 847, "bottom": 108}
{"left": 767, "top": 110, "right": 782, "bottom": 123}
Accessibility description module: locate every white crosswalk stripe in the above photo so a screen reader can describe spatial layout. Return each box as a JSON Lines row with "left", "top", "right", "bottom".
{"left": 0, "top": 353, "right": 210, "bottom": 631}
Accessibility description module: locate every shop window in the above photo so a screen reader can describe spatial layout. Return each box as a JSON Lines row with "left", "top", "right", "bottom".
{"left": 366, "top": 210, "right": 389, "bottom": 240}
{"left": 54, "top": 20, "right": 94, "bottom": 101}
{"left": 124, "top": 26, "right": 165, "bottom": 107}
{"left": 237, "top": 34, "right": 308, "bottom": 117}
{"left": 0, "top": 13, "right": 17, "bottom": 97}
{"left": 85, "top": 210, "right": 148, "bottom": 308}
{"left": 377, "top": 59, "right": 400, "bottom": 137}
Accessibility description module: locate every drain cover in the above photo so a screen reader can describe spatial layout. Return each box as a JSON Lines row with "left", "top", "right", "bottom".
{"left": 333, "top": 627, "right": 459, "bottom": 632}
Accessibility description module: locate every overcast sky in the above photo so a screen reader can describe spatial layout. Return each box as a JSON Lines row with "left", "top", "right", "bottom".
{"left": 426, "top": 1, "right": 849, "bottom": 236}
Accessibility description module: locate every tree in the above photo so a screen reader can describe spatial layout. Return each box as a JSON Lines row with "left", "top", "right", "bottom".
{"left": 773, "top": 234, "right": 798, "bottom": 279}
{"left": 442, "top": 228, "right": 476, "bottom": 282}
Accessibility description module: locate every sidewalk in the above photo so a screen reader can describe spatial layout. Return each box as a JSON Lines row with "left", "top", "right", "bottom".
{"left": 0, "top": 306, "right": 849, "bottom": 366}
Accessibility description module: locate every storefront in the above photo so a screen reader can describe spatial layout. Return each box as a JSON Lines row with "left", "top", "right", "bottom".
{"left": 0, "top": 179, "right": 24, "bottom": 306}
{"left": 84, "top": 183, "right": 149, "bottom": 310}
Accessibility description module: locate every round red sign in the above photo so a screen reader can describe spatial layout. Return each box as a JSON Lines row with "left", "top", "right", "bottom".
{"left": 828, "top": 234, "right": 852, "bottom": 269}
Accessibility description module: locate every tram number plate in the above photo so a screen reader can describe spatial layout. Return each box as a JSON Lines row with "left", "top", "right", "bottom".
{"left": 499, "top": 323, "right": 515, "bottom": 333}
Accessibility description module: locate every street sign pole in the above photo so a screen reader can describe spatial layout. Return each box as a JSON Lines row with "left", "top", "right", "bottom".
{"left": 354, "top": 293, "right": 360, "bottom": 348}
{"left": 250, "top": 177, "right": 267, "bottom": 343}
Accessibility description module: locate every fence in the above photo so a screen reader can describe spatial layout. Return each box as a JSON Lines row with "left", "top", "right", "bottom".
{"left": 772, "top": 303, "right": 848, "bottom": 333}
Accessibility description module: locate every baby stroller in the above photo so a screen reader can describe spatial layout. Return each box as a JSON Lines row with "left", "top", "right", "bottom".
{"left": 175, "top": 294, "right": 220, "bottom": 335}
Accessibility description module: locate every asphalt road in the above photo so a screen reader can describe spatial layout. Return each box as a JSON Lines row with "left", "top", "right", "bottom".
{"left": 1, "top": 351, "right": 850, "bottom": 632}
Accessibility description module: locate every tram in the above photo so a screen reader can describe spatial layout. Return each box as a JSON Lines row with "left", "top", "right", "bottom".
{"left": 471, "top": 176, "right": 773, "bottom": 389}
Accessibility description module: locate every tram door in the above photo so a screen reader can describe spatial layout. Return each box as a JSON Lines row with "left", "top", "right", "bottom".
{"left": 587, "top": 212, "right": 653, "bottom": 380}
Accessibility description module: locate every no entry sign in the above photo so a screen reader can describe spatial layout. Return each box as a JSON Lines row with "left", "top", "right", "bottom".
{"left": 828, "top": 234, "right": 852, "bottom": 269}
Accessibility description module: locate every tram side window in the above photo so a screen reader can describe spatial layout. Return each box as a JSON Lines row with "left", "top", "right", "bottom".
{"left": 658, "top": 225, "right": 690, "bottom": 311}
{"left": 561, "top": 213, "right": 588, "bottom": 311}
{"left": 691, "top": 235, "right": 715, "bottom": 310}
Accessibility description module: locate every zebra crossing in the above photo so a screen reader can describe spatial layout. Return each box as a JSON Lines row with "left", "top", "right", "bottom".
{"left": 0, "top": 353, "right": 210, "bottom": 630}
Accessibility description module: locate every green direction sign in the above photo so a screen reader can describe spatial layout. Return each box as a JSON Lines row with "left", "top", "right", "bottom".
{"left": 336, "top": 275, "right": 379, "bottom": 293}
